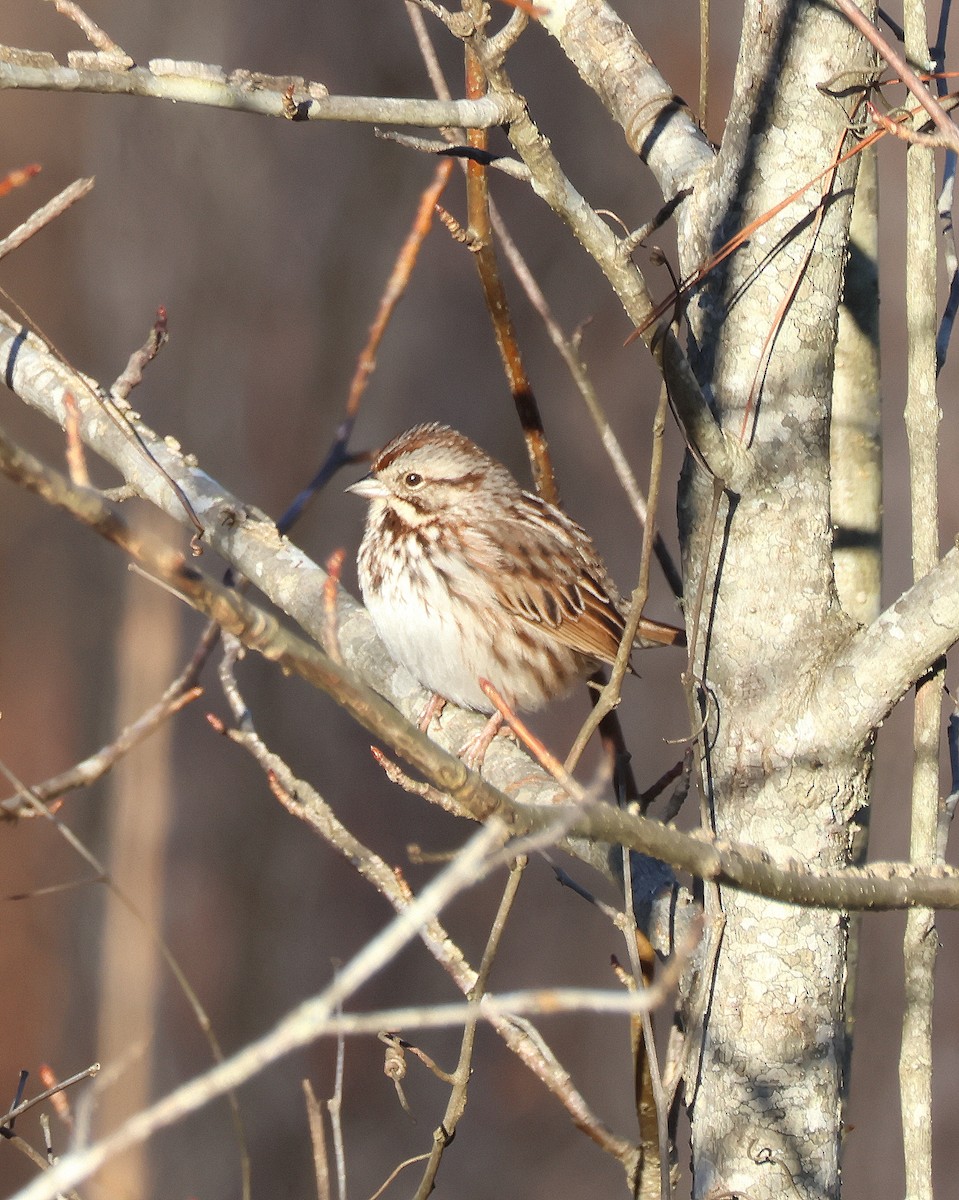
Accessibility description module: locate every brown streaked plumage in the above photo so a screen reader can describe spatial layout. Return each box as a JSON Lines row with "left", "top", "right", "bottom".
{"left": 347, "top": 423, "right": 684, "bottom": 716}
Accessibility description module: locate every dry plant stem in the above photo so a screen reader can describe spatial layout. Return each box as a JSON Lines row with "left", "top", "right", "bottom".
{"left": 459, "top": 35, "right": 734, "bottom": 485}
{"left": 369, "top": 747, "right": 468, "bottom": 816}
{"left": 0, "top": 48, "right": 518, "bottom": 127}
{"left": 899, "top": 1, "right": 942, "bottom": 1188}
{"left": 565, "top": 386, "right": 671, "bottom": 773}
{"left": 322, "top": 549, "right": 346, "bottom": 665}
{"left": 301, "top": 1080, "right": 331, "bottom": 1200}
{"left": 405, "top": 0, "right": 454, "bottom": 100}
{"left": 370, "top": 1154, "right": 432, "bottom": 1200}
{"left": 413, "top": 856, "right": 527, "bottom": 1198}
{"left": 216, "top": 678, "right": 635, "bottom": 1166}
{"left": 0, "top": 177, "right": 94, "bottom": 261}
{"left": 834, "top": 0, "right": 959, "bottom": 153}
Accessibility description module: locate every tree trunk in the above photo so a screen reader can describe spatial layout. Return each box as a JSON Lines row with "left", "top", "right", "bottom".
{"left": 677, "top": 3, "right": 872, "bottom": 1196}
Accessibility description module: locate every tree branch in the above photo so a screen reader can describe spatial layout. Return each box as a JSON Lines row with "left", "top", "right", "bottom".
{"left": 797, "top": 548, "right": 959, "bottom": 755}
{"left": 537, "top": 0, "right": 714, "bottom": 199}
{"left": 0, "top": 45, "right": 520, "bottom": 127}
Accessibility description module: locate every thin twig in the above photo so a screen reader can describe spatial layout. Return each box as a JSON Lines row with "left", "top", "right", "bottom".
{"left": 322, "top": 549, "right": 346, "bottom": 665}
{"left": 834, "top": 0, "right": 959, "bottom": 152}
{"left": 490, "top": 207, "right": 684, "bottom": 598}
{"left": 302, "top": 1080, "right": 331, "bottom": 1200}
{"left": 0, "top": 50, "right": 518, "bottom": 127}
{"left": 565, "top": 384, "right": 672, "bottom": 772}
{"left": 462, "top": 5, "right": 557, "bottom": 504}
{"left": 413, "top": 856, "right": 527, "bottom": 1197}
{"left": 0, "top": 1066, "right": 100, "bottom": 1131}
{"left": 44, "top": 0, "right": 130, "bottom": 59}
{"left": 0, "top": 178, "right": 94, "bottom": 262}
{"left": 277, "top": 160, "right": 453, "bottom": 535}
{"left": 110, "top": 308, "right": 169, "bottom": 403}
{"left": 898, "top": 6, "right": 942, "bottom": 1186}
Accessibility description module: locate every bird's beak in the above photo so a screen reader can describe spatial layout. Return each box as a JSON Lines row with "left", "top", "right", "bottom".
{"left": 346, "top": 475, "right": 387, "bottom": 501}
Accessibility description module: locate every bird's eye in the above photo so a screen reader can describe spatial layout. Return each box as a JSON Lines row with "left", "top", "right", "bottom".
{"left": 404, "top": 472, "right": 423, "bottom": 488}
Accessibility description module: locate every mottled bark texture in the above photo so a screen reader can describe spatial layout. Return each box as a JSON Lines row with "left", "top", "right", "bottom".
{"left": 677, "top": 3, "right": 872, "bottom": 1197}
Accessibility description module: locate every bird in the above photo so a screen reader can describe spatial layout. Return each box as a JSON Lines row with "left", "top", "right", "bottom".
{"left": 346, "top": 423, "right": 684, "bottom": 756}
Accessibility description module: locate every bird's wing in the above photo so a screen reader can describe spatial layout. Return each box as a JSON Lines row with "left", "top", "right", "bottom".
{"left": 491, "top": 494, "right": 685, "bottom": 663}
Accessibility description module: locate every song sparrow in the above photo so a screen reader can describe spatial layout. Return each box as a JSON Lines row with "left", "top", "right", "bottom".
{"left": 347, "top": 424, "right": 684, "bottom": 725}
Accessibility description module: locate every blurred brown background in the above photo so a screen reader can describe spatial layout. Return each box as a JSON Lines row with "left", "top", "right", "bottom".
{"left": 2, "top": 2, "right": 959, "bottom": 1197}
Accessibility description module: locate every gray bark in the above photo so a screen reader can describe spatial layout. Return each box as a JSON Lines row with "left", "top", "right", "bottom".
{"left": 677, "top": 3, "right": 871, "bottom": 1196}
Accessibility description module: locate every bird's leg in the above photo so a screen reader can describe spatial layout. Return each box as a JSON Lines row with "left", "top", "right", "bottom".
{"left": 418, "top": 691, "right": 447, "bottom": 732}
{"left": 458, "top": 712, "right": 505, "bottom": 772}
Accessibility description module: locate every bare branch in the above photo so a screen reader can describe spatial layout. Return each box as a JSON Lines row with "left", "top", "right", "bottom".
{"left": 537, "top": 0, "right": 713, "bottom": 199}
{"left": 0, "top": 178, "right": 94, "bottom": 262}
{"left": 0, "top": 47, "right": 519, "bottom": 127}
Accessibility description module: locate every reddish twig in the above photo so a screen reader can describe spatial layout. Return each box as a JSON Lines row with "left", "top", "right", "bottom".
{"left": 463, "top": 12, "right": 557, "bottom": 505}
{"left": 348, "top": 158, "right": 454, "bottom": 415}
{"left": 63, "top": 392, "right": 91, "bottom": 487}
{"left": 0, "top": 164, "right": 41, "bottom": 199}
{"left": 834, "top": 0, "right": 959, "bottom": 153}
{"left": 369, "top": 747, "right": 468, "bottom": 817}
{"left": 627, "top": 125, "right": 886, "bottom": 345}
{"left": 322, "top": 548, "right": 346, "bottom": 665}
{"left": 111, "top": 308, "right": 169, "bottom": 402}
{"left": 867, "top": 98, "right": 958, "bottom": 147}
{"left": 37, "top": 1066, "right": 76, "bottom": 1130}
{"left": 277, "top": 161, "right": 454, "bottom": 535}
